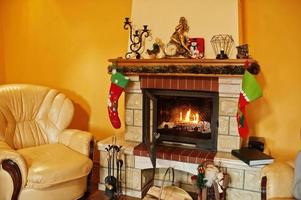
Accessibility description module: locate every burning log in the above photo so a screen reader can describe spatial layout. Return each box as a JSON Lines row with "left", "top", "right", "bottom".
{"left": 158, "top": 120, "right": 211, "bottom": 133}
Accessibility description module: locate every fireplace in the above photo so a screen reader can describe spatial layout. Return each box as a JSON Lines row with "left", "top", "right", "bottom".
{"left": 98, "top": 59, "right": 263, "bottom": 199}
{"left": 143, "top": 89, "right": 218, "bottom": 150}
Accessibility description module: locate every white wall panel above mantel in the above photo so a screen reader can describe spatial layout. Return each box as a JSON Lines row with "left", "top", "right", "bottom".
{"left": 131, "top": 0, "right": 240, "bottom": 59}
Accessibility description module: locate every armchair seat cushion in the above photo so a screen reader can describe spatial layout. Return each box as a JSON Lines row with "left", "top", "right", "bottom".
{"left": 17, "top": 143, "right": 93, "bottom": 189}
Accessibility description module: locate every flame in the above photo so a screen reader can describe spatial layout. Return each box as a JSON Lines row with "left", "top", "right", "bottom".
{"left": 179, "top": 109, "right": 200, "bottom": 124}
{"left": 185, "top": 110, "right": 191, "bottom": 122}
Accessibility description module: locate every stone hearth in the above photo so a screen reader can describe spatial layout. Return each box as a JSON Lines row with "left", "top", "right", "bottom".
{"left": 98, "top": 59, "right": 262, "bottom": 199}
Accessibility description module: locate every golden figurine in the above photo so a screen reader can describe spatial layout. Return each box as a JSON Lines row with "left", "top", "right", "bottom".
{"left": 167, "top": 17, "right": 191, "bottom": 57}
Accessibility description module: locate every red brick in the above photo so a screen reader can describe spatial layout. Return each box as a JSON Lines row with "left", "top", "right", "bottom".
{"left": 133, "top": 149, "right": 141, "bottom": 156}
{"left": 156, "top": 149, "right": 164, "bottom": 159}
{"left": 141, "top": 150, "right": 150, "bottom": 157}
{"left": 211, "top": 78, "right": 219, "bottom": 92}
{"left": 196, "top": 151, "right": 208, "bottom": 164}
{"left": 161, "top": 147, "right": 173, "bottom": 160}
{"left": 177, "top": 77, "right": 184, "bottom": 90}
{"left": 205, "top": 151, "right": 217, "bottom": 161}
{"left": 140, "top": 76, "right": 147, "bottom": 88}
{"left": 147, "top": 76, "right": 155, "bottom": 88}
{"left": 194, "top": 78, "right": 203, "bottom": 90}
{"left": 162, "top": 77, "right": 170, "bottom": 89}
{"left": 179, "top": 149, "right": 193, "bottom": 163}
{"left": 171, "top": 148, "right": 183, "bottom": 161}
{"left": 157, "top": 76, "right": 164, "bottom": 89}
{"left": 186, "top": 77, "right": 195, "bottom": 90}
{"left": 188, "top": 150, "right": 202, "bottom": 163}
{"left": 202, "top": 78, "right": 211, "bottom": 91}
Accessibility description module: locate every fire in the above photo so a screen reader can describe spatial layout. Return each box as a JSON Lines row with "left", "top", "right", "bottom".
{"left": 179, "top": 109, "right": 200, "bottom": 124}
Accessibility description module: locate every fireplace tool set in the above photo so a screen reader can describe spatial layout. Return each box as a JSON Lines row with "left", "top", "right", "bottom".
{"left": 104, "top": 137, "right": 124, "bottom": 200}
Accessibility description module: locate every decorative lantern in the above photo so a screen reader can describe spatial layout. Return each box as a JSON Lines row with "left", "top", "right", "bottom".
{"left": 210, "top": 34, "right": 234, "bottom": 59}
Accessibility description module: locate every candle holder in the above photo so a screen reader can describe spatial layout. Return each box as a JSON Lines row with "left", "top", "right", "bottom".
{"left": 124, "top": 17, "right": 150, "bottom": 59}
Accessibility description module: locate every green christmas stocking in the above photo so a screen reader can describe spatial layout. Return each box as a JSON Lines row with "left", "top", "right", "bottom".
{"left": 237, "top": 64, "right": 262, "bottom": 138}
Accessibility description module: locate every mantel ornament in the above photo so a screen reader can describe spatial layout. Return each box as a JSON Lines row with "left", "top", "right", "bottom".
{"left": 166, "top": 17, "right": 191, "bottom": 58}
{"left": 211, "top": 34, "right": 234, "bottom": 59}
{"left": 123, "top": 17, "right": 150, "bottom": 59}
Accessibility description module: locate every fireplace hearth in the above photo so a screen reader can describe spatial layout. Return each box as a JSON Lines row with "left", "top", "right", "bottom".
{"left": 143, "top": 89, "right": 218, "bottom": 150}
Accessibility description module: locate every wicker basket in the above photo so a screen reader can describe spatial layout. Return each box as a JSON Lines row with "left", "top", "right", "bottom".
{"left": 143, "top": 167, "right": 193, "bottom": 200}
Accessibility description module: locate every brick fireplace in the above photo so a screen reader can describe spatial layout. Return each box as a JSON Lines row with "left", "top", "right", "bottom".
{"left": 98, "top": 58, "right": 263, "bottom": 199}
{"left": 141, "top": 78, "right": 219, "bottom": 151}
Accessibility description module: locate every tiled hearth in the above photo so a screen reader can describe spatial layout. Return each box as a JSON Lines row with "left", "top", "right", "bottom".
{"left": 98, "top": 59, "right": 263, "bottom": 199}
{"left": 133, "top": 143, "right": 216, "bottom": 164}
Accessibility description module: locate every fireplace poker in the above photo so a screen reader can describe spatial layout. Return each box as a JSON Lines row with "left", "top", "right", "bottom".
{"left": 116, "top": 151, "right": 120, "bottom": 195}
{"left": 114, "top": 146, "right": 123, "bottom": 195}
{"left": 117, "top": 150, "right": 124, "bottom": 195}
{"left": 105, "top": 145, "right": 117, "bottom": 199}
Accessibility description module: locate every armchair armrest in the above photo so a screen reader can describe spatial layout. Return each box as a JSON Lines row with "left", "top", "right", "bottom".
{"left": 0, "top": 141, "right": 27, "bottom": 200}
{"left": 58, "top": 129, "right": 93, "bottom": 156}
{"left": 261, "top": 162, "right": 294, "bottom": 199}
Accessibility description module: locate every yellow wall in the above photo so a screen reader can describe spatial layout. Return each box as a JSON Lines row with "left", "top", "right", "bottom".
{"left": 0, "top": 0, "right": 132, "bottom": 139}
{"left": 131, "top": 0, "right": 240, "bottom": 59}
{"left": 0, "top": 8, "right": 4, "bottom": 84}
{"left": 1, "top": 0, "right": 300, "bottom": 160}
{"left": 242, "top": 0, "right": 301, "bottom": 160}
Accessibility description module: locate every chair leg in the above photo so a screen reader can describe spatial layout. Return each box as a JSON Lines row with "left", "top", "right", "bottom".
{"left": 2, "top": 159, "right": 22, "bottom": 200}
{"left": 261, "top": 176, "right": 267, "bottom": 200}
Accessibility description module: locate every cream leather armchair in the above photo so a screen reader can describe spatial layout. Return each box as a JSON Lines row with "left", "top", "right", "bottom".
{"left": 0, "top": 84, "right": 93, "bottom": 200}
{"left": 261, "top": 162, "right": 295, "bottom": 200}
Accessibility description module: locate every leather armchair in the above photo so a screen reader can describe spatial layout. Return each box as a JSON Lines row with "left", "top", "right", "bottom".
{"left": 261, "top": 161, "right": 295, "bottom": 200}
{"left": 0, "top": 84, "right": 93, "bottom": 200}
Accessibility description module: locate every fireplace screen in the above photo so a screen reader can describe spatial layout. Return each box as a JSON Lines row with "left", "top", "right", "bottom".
{"left": 143, "top": 89, "right": 218, "bottom": 150}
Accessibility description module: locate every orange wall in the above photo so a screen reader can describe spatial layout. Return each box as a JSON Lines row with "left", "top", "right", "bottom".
{"left": 0, "top": 0, "right": 132, "bottom": 139}
{"left": 1, "top": 0, "right": 300, "bottom": 160}
{"left": 0, "top": 8, "right": 4, "bottom": 84}
{"left": 242, "top": 0, "right": 301, "bottom": 160}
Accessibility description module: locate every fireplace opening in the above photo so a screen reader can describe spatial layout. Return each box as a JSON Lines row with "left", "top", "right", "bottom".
{"left": 143, "top": 89, "right": 218, "bottom": 151}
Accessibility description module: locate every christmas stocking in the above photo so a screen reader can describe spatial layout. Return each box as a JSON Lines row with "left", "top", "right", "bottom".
{"left": 237, "top": 66, "right": 262, "bottom": 138}
{"left": 108, "top": 69, "right": 129, "bottom": 129}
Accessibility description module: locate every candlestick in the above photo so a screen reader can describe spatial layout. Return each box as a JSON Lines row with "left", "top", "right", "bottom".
{"left": 123, "top": 17, "right": 150, "bottom": 59}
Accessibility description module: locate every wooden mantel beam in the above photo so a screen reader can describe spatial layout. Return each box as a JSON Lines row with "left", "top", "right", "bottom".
{"left": 107, "top": 58, "right": 260, "bottom": 77}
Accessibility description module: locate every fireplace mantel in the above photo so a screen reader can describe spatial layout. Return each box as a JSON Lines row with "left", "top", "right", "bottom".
{"left": 108, "top": 58, "right": 259, "bottom": 77}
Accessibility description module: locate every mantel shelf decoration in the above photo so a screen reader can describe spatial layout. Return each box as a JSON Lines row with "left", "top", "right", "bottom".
{"left": 124, "top": 17, "right": 150, "bottom": 59}
{"left": 108, "top": 58, "right": 260, "bottom": 76}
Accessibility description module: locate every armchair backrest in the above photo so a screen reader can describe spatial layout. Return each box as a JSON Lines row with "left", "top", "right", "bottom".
{"left": 0, "top": 84, "right": 74, "bottom": 149}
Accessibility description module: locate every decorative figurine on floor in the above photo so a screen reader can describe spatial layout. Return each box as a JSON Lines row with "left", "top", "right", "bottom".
{"left": 166, "top": 17, "right": 191, "bottom": 57}
{"left": 191, "top": 161, "right": 229, "bottom": 200}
